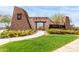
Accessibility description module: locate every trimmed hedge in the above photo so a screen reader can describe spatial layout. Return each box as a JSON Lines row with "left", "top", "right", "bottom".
{"left": 0, "top": 29, "right": 35, "bottom": 38}
{"left": 46, "top": 29, "right": 79, "bottom": 35}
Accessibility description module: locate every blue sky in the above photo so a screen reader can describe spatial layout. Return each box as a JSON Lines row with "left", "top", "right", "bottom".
{"left": 0, "top": 6, "right": 79, "bottom": 27}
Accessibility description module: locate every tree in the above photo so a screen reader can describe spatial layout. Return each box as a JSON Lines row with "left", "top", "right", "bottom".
{"left": 51, "top": 14, "right": 65, "bottom": 23}
{"left": 0, "top": 16, "right": 11, "bottom": 28}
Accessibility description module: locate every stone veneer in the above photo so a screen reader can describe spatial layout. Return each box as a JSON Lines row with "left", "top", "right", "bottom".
{"left": 10, "top": 6, "right": 31, "bottom": 30}
{"left": 10, "top": 6, "right": 71, "bottom": 30}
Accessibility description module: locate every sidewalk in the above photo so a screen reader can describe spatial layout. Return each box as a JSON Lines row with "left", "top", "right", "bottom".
{"left": 0, "top": 30, "right": 45, "bottom": 45}
{"left": 54, "top": 38, "right": 79, "bottom": 52}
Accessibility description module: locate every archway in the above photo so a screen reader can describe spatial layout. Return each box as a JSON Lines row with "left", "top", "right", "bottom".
{"left": 35, "top": 22, "right": 45, "bottom": 30}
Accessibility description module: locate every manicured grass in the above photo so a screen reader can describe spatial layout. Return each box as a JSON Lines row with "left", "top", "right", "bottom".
{"left": 0, "top": 34, "right": 78, "bottom": 52}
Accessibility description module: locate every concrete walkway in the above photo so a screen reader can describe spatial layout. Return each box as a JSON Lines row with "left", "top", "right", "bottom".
{"left": 0, "top": 30, "right": 45, "bottom": 45}
{"left": 54, "top": 38, "right": 79, "bottom": 52}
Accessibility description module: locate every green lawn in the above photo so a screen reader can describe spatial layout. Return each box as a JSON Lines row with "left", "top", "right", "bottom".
{"left": 0, "top": 34, "right": 78, "bottom": 52}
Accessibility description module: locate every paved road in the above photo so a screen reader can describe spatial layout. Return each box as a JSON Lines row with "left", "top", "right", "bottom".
{"left": 54, "top": 38, "right": 79, "bottom": 52}
{"left": 0, "top": 30, "right": 45, "bottom": 45}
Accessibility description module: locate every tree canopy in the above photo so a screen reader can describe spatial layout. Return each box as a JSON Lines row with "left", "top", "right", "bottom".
{"left": 51, "top": 14, "right": 65, "bottom": 23}
{"left": 0, "top": 15, "right": 11, "bottom": 27}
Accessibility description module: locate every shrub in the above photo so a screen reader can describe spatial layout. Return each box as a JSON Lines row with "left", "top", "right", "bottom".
{"left": 0, "top": 29, "right": 35, "bottom": 38}
{"left": 46, "top": 29, "right": 79, "bottom": 34}
{"left": 37, "top": 26, "right": 44, "bottom": 30}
